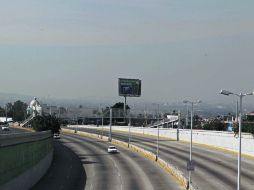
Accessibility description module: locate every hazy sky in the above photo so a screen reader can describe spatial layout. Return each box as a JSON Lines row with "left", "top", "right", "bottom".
{"left": 1, "top": 0, "right": 254, "bottom": 104}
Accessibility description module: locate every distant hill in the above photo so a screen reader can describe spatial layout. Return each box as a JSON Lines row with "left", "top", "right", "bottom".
{"left": 0, "top": 92, "right": 252, "bottom": 117}
{"left": 0, "top": 92, "right": 104, "bottom": 108}
{"left": 0, "top": 92, "right": 34, "bottom": 106}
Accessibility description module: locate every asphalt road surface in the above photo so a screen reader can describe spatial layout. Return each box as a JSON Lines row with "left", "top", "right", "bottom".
{"left": 0, "top": 126, "right": 29, "bottom": 135}
{"left": 32, "top": 138, "right": 86, "bottom": 190}
{"left": 68, "top": 127, "right": 254, "bottom": 190}
{"left": 33, "top": 132, "right": 184, "bottom": 190}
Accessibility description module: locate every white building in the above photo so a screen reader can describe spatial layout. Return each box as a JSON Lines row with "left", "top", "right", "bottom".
{"left": 27, "top": 98, "right": 42, "bottom": 117}
{"left": 0, "top": 117, "right": 13, "bottom": 123}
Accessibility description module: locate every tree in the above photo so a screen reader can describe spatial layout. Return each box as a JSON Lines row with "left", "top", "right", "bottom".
{"left": 93, "top": 109, "right": 99, "bottom": 115}
{"left": 0, "top": 103, "right": 13, "bottom": 118}
{"left": 13, "top": 100, "right": 27, "bottom": 121}
{"left": 6, "top": 103, "right": 13, "bottom": 117}
{"left": 172, "top": 110, "right": 177, "bottom": 115}
{"left": 59, "top": 107, "right": 67, "bottom": 114}
{"left": 102, "top": 107, "right": 110, "bottom": 117}
{"left": 112, "top": 102, "right": 130, "bottom": 110}
{"left": 0, "top": 101, "right": 27, "bottom": 121}
{"left": 202, "top": 119, "right": 226, "bottom": 131}
{"left": 0, "top": 107, "right": 5, "bottom": 117}
{"left": 111, "top": 102, "right": 130, "bottom": 123}
{"left": 30, "top": 115, "right": 46, "bottom": 131}
{"left": 193, "top": 115, "right": 202, "bottom": 128}
{"left": 31, "top": 115, "right": 60, "bottom": 133}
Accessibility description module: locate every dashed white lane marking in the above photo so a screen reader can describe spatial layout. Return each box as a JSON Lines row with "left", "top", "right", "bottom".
{"left": 90, "top": 160, "right": 95, "bottom": 190}
{"left": 111, "top": 158, "right": 124, "bottom": 190}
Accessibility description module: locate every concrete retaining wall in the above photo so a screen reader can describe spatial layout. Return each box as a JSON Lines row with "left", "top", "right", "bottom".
{"left": 0, "top": 131, "right": 53, "bottom": 190}
{"left": 70, "top": 125, "right": 254, "bottom": 157}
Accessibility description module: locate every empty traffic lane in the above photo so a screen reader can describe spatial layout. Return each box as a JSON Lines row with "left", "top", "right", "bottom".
{"left": 71, "top": 127, "right": 254, "bottom": 190}
{"left": 32, "top": 139, "right": 86, "bottom": 190}
{"left": 58, "top": 132, "right": 184, "bottom": 190}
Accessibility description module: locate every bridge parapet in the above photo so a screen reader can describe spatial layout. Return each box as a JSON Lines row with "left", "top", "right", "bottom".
{"left": 0, "top": 131, "right": 53, "bottom": 190}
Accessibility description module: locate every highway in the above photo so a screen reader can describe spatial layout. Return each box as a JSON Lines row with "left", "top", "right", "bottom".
{"left": 67, "top": 127, "right": 254, "bottom": 190}
{"left": 33, "top": 132, "right": 184, "bottom": 190}
{"left": 0, "top": 126, "right": 29, "bottom": 135}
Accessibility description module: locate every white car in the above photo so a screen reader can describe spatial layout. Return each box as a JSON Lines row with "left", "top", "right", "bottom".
{"left": 108, "top": 146, "right": 119, "bottom": 153}
{"left": 1, "top": 123, "right": 9, "bottom": 131}
{"left": 53, "top": 133, "right": 61, "bottom": 139}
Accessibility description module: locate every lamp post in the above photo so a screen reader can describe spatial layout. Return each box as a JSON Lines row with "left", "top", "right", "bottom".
{"left": 220, "top": 89, "right": 254, "bottom": 190}
{"left": 156, "top": 123, "right": 161, "bottom": 161}
{"left": 109, "top": 107, "right": 112, "bottom": 142}
{"left": 5, "top": 104, "right": 7, "bottom": 123}
{"left": 143, "top": 110, "right": 147, "bottom": 135}
{"left": 128, "top": 113, "right": 131, "bottom": 148}
{"left": 101, "top": 108, "right": 104, "bottom": 139}
{"left": 152, "top": 103, "right": 160, "bottom": 123}
{"left": 236, "top": 101, "right": 239, "bottom": 123}
{"left": 186, "top": 105, "right": 189, "bottom": 129}
{"left": 100, "top": 106, "right": 112, "bottom": 139}
{"left": 177, "top": 110, "right": 181, "bottom": 141}
{"left": 183, "top": 99, "right": 201, "bottom": 189}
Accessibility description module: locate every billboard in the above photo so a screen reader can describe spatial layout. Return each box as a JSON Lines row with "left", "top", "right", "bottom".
{"left": 118, "top": 78, "right": 141, "bottom": 97}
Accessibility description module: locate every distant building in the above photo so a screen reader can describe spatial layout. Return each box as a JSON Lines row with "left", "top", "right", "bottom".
{"left": 222, "top": 115, "right": 237, "bottom": 132}
{"left": 0, "top": 117, "right": 13, "bottom": 123}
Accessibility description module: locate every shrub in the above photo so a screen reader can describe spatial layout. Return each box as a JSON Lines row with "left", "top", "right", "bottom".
{"left": 202, "top": 120, "right": 226, "bottom": 131}
{"left": 242, "top": 122, "right": 254, "bottom": 134}
{"left": 31, "top": 115, "right": 60, "bottom": 133}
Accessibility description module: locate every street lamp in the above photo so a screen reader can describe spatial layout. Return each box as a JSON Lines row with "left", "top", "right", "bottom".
{"left": 100, "top": 106, "right": 111, "bottom": 139}
{"left": 109, "top": 107, "right": 113, "bottom": 142}
{"left": 5, "top": 104, "right": 8, "bottom": 123}
{"left": 220, "top": 89, "right": 254, "bottom": 190}
{"left": 185, "top": 105, "right": 189, "bottom": 129}
{"left": 101, "top": 107, "right": 104, "bottom": 139}
{"left": 152, "top": 103, "right": 160, "bottom": 123}
{"left": 183, "top": 99, "right": 201, "bottom": 189}
{"left": 128, "top": 113, "right": 131, "bottom": 148}
{"left": 177, "top": 110, "right": 181, "bottom": 141}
